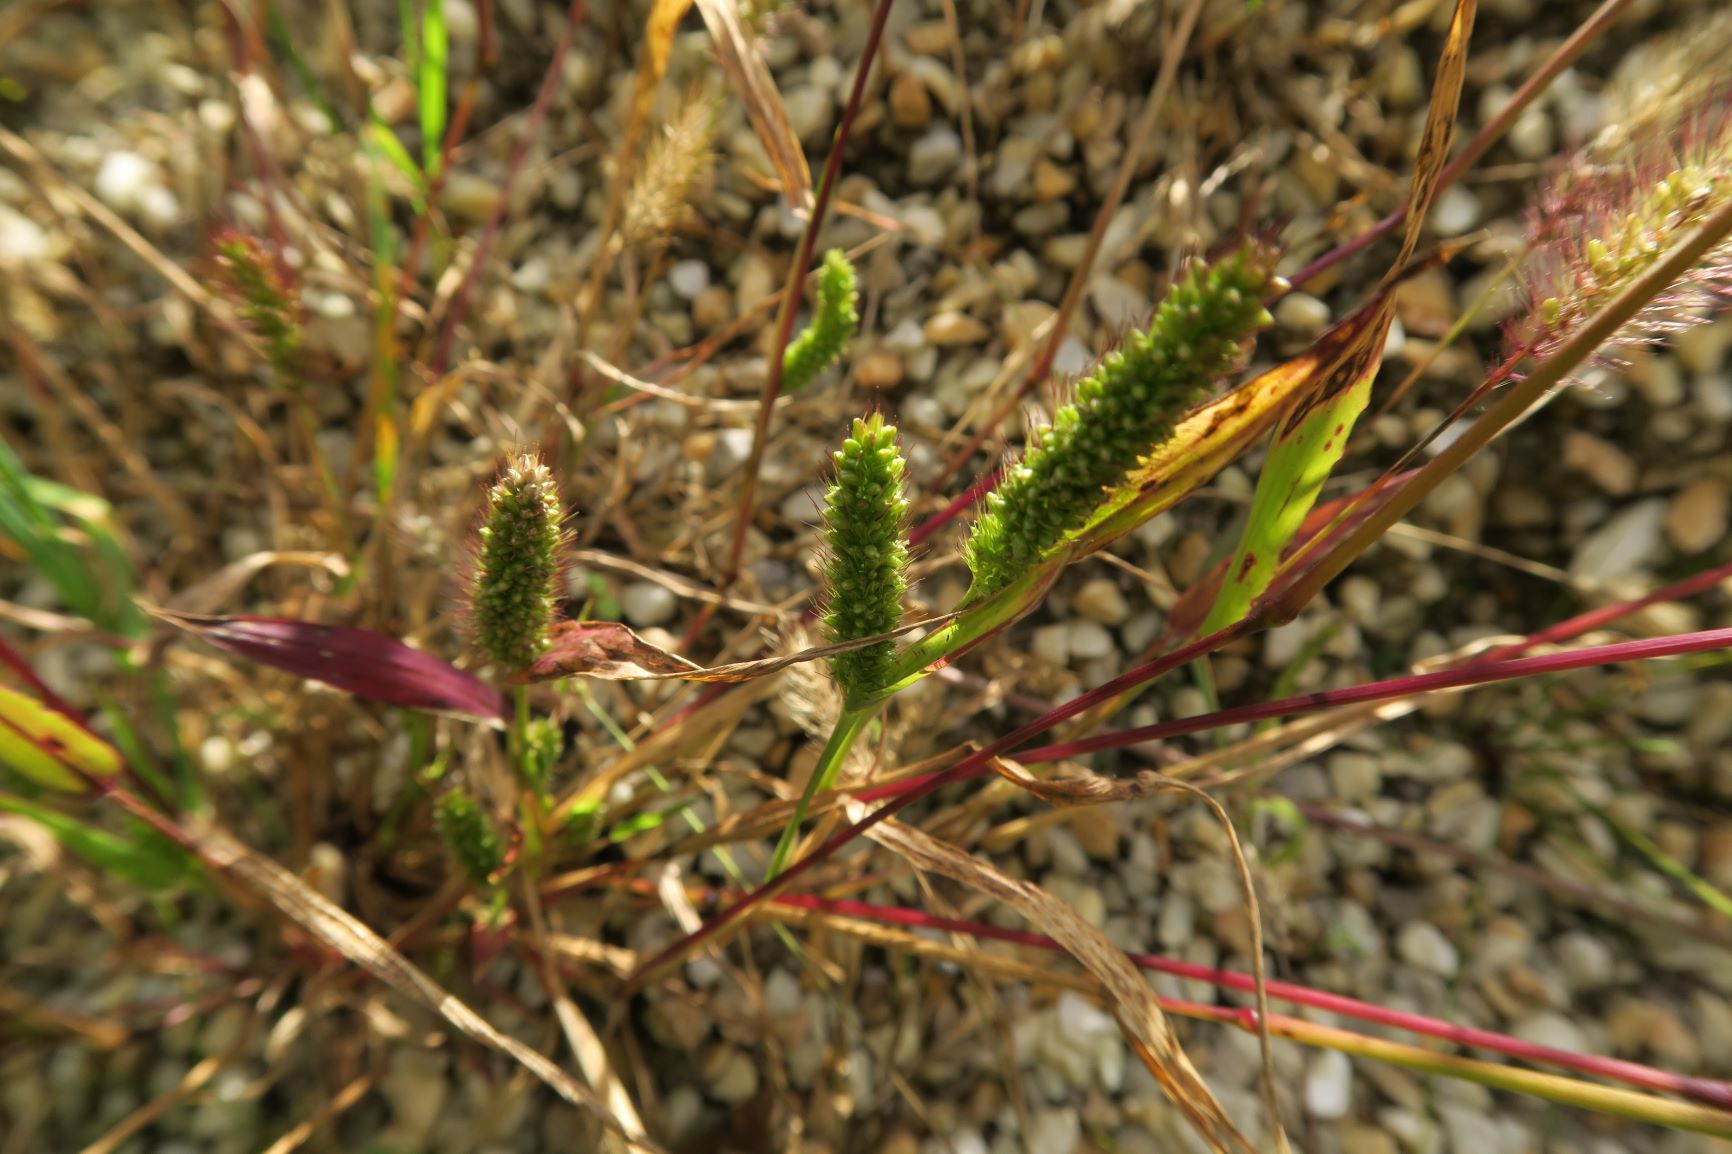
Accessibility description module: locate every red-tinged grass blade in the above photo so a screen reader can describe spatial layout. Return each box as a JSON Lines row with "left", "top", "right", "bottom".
{"left": 1167, "top": 470, "right": 1414, "bottom": 644}
{"left": 1201, "top": 308, "right": 1387, "bottom": 633}
{"left": 1066, "top": 296, "right": 1397, "bottom": 562}
{"left": 1204, "top": 0, "right": 1469, "bottom": 631}
{"left": 0, "top": 684, "right": 122, "bottom": 792}
{"left": 154, "top": 610, "right": 506, "bottom": 722}
{"left": 772, "top": 893, "right": 1732, "bottom": 1109}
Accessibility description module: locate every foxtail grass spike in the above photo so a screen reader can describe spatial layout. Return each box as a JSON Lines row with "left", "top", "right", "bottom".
{"left": 435, "top": 790, "right": 504, "bottom": 886}
{"left": 1510, "top": 79, "right": 1732, "bottom": 373}
{"left": 822, "top": 414, "right": 909, "bottom": 701}
{"left": 965, "top": 243, "right": 1278, "bottom": 597}
{"left": 783, "top": 248, "right": 860, "bottom": 394}
{"left": 212, "top": 228, "right": 299, "bottom": 375}
{"left": 470, "top": 453, "right": 565, "bottom": 672}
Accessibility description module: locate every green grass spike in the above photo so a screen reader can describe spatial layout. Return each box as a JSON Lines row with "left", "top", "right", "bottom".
{"left": 965, "top": 243, "right": 1277, "bottom": 599}
{"left": 783, "top": 248, "right": 860, "bottom": 394}
{"left": 822, "top": 414, "right": 910, "bottom": 703}
{"left": 434, "top": 790, "right": 504, "bottom": 886}
{"left": 469, "top": 453, "right": 566, "bottom": 672}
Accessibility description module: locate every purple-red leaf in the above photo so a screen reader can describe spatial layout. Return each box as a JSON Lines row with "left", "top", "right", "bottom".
{"left": 156, "top": 611, "right": 506, "bottom": 722}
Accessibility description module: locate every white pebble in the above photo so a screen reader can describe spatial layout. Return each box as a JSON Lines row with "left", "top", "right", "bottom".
{"left": 1031, "top": 623, "right": 1071, "bottom": 666}
{"left": 1275, "top": 291, "right": 1331, "bottom": 337}
{"left": 1027, "top": 1109, "right": 1080, "bottom": 1154}
{"left": 1303, "top": 1048, "right": 1353, "bottom": 1119}
{"left": 669, "top": 260, "right": 712, "bottom": 300}
{"left": 620, "top": 582, "right": 677, "bottom": 627}
{"left": 93, "top": 150, "right": 158, "bottom": 213}
{"left": 1569, "top": 499, "right": 1668, "bottom": 583}
{"left": 1067, "top": 621, "right": 1114, "bottom": 661}
{"left": 1430, "top": 185, "right": 1480, "bottom": 237}
{"left": 1397, "top": 920, "right": 1460, "bottom": 977}
{"left": 1072, "top": 578, "right": 1130, "bottom": 624}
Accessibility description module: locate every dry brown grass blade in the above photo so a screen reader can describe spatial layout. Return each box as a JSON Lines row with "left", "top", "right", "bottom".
{"left": 180, "top": 818, "right": 663, "bottom": 1152}
{"left": 692, "top": 0, "right": 813, "bottom": 212}
{"left": 851, "top": 804, "right": 1258, "bottom": 1154}
{"left": 76, "top": 1036, "right": 248, "bottom": 1154}
{"left": 163, "top": 551, "right": 351, "bottom": 615}
{"left": 254, "top": 1074, "right": 374, "bottom": 1154}
{"left": 986, "top": 759, "right": 1286, "bottom": 1152}
{"left": 1386, "top": 0, "right": 1477, "bottom": 282}
{"left": 517, "top": 875, "right": 649, "bottom": 1143}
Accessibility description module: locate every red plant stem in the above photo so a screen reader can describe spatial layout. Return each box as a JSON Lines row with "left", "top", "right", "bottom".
{"left": 431, "top": 0, "right": 585, "bottom": 378}
{"left": 856, "top": 626, "right": 1732, "bottom": 797}
{"left": 1283, "top": 0, "right": 1635, "bottom": 293}
{"left": 909, "top": 466, "right": 998, "bottom": 547}
{"left": 773, "top": 893, "right": 1732, "bottom": 1109}
{"left": 625, "top": 619, "right": 1252, "bottom": 989}
{"left": 1485, "top": 557, "right": 1732, "bottom": 661}
{"left": 719, "top": 0, "right": 897, "bottom": 593}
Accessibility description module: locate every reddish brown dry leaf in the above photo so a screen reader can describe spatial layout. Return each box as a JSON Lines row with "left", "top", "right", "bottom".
{"left": 519, "top": 614, "right": 954, "bottom": 685}
{"left": 152, "top": 609, "right": 506, "bottom": 722}
{"left": 692, "top": 0, "right": 813, "bottom": 212}
{"left": 1388, "top": 0, "right": 1477, "bottom": 282}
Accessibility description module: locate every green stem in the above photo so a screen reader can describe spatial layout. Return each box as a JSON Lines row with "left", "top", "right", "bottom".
{"left": 868, "top": 562, "right": 1062, "bottom": 703}
{"left": 767, "top": 706, "right": 875, "bottom": 880}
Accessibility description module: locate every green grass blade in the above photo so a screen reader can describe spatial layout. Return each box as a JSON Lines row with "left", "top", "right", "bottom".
{"left": 0, "top": 791, "right": 193, "bottom": 891}
{"left": 418, "top": 0, "right": 449, "bottom": 179}
{"left": 1201, "top": 315, "right": 1386, "bottom": 633}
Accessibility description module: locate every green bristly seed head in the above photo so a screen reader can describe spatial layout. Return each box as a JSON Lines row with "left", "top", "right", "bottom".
{"left": 965, "top": 243, "right": 1277, "bottom": 598}
{"left": 435, "top": 790, "right": 504, "bottom": 886}
{"left": 213, "top": 229, "right": 299, "bottom": 376}
{"left": 783, "top": 248, "right": 860, "bottom": 394}
{"left": 822, "top": 414, "right": 910, "bottom": 700}
{"left": 470, "top": 453, "right": 565, "bottom": 671}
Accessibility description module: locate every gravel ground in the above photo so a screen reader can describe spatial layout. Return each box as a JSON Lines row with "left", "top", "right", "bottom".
{"left": 2, "top": 1, "right": 1731, "bottom": 1152}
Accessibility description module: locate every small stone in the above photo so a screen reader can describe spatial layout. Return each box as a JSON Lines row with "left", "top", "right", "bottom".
{"left": 1512, "top": 1011, "right": 1587, "bottom": 1054}
{"left": 1072, "top": 578, "right": 1130, "bottom": 625}
{"left": 1088, "top": 275, "right": 1149, "bottom": 329}
{"left": 1340, "top": 1126, "right": 1398, "bottom": 1154}
{"left": 380, "top": 1051, "right": 448, "bottom": 1145}
{"left": 1329, "top": 752, "right": 1382, "bottom": 801}
{"left": 1699, "top": 825, "right": 1732, "bottom": 890}
{"left": 1553, "top": 931, "right": 1616, "bottom": 990}
{"left": 1069, "top": 807, "right": 1120, "bottom": 859}
{"left": 1026, "top": 1109, "right": 1080, "bottom": 1154}
{"left": 856, "top": 349, "right": 905, "bottom": 389}
{"left": 1562, "top": 431, "right": 1637, "bottom": 496}
{"left": 1507, "top": 105, "right": 1553, "bottom": 161}
{"left": 440, "top": 171, "right": 502, "bottom": 221}
{"left": 1397, "top": 921, "right": 1459, "bottom": 977}
{"left": 1303, "top": 1049, "right": 1352, "bottom": 1119}
{"left": 889, "top": 71, "right": 931, "bottom": 127}
{"left": 735, "top": 255, "right": 777, "bottom": 313}
{"left": 620, "top": 582, "right": 676, "bottom": 626}
{"left": 693, "top": 285, "right": 732, "bottom": 330}
{"left": 1032, "top": 623, "right": 1070, "bottom": 666}
{"left": 924, "top": 311, "right": 989, "bottom": 345}
{"left": 1430, "top": 186, "right": 1480, "bottom": 237}
{"left": 0, "top": 205, "right": 53, "bottom": 266}
{"left": 1275, "top": 292, "right": 1331, "bottom": 337}
{"left": 1032, "top": 159, "right": 1076, "bottom": 201}
{"left": 1665, "top": 479, "right": 1728, "bottom": 554}
{"left": 669, "top": 260, "right": 711, "bottom": 300}
{"left": 1569, "top": 499, "right": 1668, "bottom": 583}
{"left": 784, "top": 85, "right": 834, "bottom": 145}
{"left": 908, "top": 126, "right": 962, "bottom": 185}
{"left": 1067, "top": 621, "right": 1114, "bottom": 661}
{"left": 702, "top": 1044, "right": 760, "bottom": 1104}
{"left": 93, "top": 150, "right": 159, "bottom": 213}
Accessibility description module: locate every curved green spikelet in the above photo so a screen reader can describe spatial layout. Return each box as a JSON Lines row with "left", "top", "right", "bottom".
{"left": 822, "top": 414, "right": 910, "bottom": 701}
{"left": 470, "top": 453, "right": 565, "bottom": 671}
{"left": 435, "top": 790, "right": 504, "bottom": 886}
{"left": 965, "top": 243, "right": 1278, "bottom": 598}
{"left": 783, "top": 248, "right": 860, "bottom": 394}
